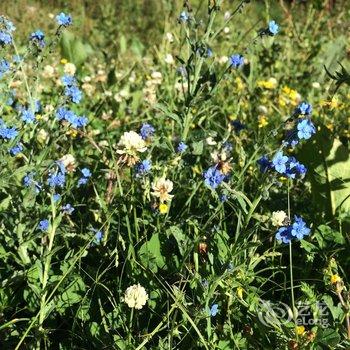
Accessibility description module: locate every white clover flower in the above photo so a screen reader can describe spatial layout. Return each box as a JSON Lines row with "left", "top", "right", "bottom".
{"left": 223, "top": 26, "right": 230, "bottom": 34}
{"left": 124, "top": 284, "right": 148, "bottom": 310}
{"left": 42, "top": 65, "right": 55, "bottom": 78}
{"left": 217, "top": 56, "right": 228, "bottom": 65}
{"left": 59, "top": 154, "right": 76, "bottom": 172}
{"left": 164, "top": 53, "right": 174, "bottom": 65}
{"left": 64, "top": 62, "right": 76, "bottom": 76}
{"left": 271, "top": 210, "right": 288, "bottom": 227}
{"left": 37, "top": 129, "right": 49, "bottom": 144}
{"left": 117, "top": 131, "right": 147, "bottom": 166}
{"left": 151, "top": 177, "right": 174, "bottom": 202}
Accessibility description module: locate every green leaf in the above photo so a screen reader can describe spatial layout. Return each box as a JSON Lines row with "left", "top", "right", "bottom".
{"left": 138, "top": 233, "right": 165, "bottom": 272}
{"left": 191, "top": 140, "right": 204, "bottom": 155}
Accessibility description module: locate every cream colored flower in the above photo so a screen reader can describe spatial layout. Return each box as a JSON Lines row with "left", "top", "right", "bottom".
{"left": 271, "top": 210, "right": 288, "bottom": 227}
{"left": 164, "top": 53, "right": 174, "bottom": 65}
{"left": 124, "top": 284, "right": 148, "bottom": 310}
{"left": 64, "top": 62, "right": 76, "bottom": 76}
{"left": 117, "top": 131, "right": 147, "bottom": 166}
{"left": 37, "top": 129, "right": 49, "bottom": 144}
{"left": 59, "top": 154, "right": 76, "bottom": 172}
{"left": 165, "top": 32, "right": 174, "bottom": 43}
{"left": 151, "top": 177, "right": 174, "bottom": 202}
{"left": 42, "top": 65, "right": 55, "bottom": 78}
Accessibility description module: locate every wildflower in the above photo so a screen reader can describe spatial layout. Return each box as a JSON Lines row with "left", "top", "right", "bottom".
{"left": 272, "top": 152, "right": 289, "bottom": 173}
{"left": 62, "top": 203, "right": 75, "bottom": 215}
{"left": 0, "top": 31, "right": 12, "bottom": 46}
{"left": 159, "top": 203, "right": 168, "bottom": 214}
{"left": 229, "top": 54, "right": 244, "bottom": 68}
{"left": 94, "top": 230, "right": 103, "bottom": 244}
{"left": 140, "top": 123, "right": 155, "bottom": 140}
{"left": 151, "top": 177, "right": 174, "bottom": 202}
{"left": 124, "top": 284, "right": 148, "bottom": 310}
{"left": 65, "top": 85, "right": 82, "bottom": 103}
{"left": 0, "top": 124, "right": 18, "bottom": 140}
{"left": 81, "top": 168, "right": 91, "bottom": 178}
{"left": 296, "top": 326, "right": 305, "bottom": 336}
{"left": 9, "top": 143, "right": 23, "bottom": 156}
{"left": 29, "top": 30, "right": 45, "bottom": 47}
{"left": 297, "top": 119, "right": 316, "bottom": 140}
{"left": 237, "top": 287, "right": 244, "bottom": 299}
{"left": 258, "top": 115, "right": 268, "bottom": 128}
{"left": 257, "top": 77, "right": 277, "bottom": 89}
{"left": 53, "top": 194, "right": 61, "bottom": 202}
{"left": 20, "top": 108, "right": 35, "bottom": 124}
{"left": 56, "top": 12, "right": 72, "bottom": 27}
{"left": 77, "top": 168, "right": 91, "bottom": 187}
{"left": 220, "top": 194, "right": 228, "bottom": 202}
{"left": 275, "top": 226, "right": 293, "bottom": 244}
{"left": 209, "top": 304, "right": 219, "bottom": 317}
{"left": 0, "top": 59, "right": 10, "bottom": 78}
{"left": 271, "top": 211, "right": 288, "bottom": 227}
{"left": 179, "top": 11, "right": 189, "bottom": 23}
{"left": 48, "top": 163, "right": 66, "bottom": 189}
{"left": 135, "top": 159, "right": 152, "bottom": 176}
{"left": 231, "top": 119, "right": 246, "bottom": 133}
{"left": 267, "top": 20, "right": 279, "bottom": 36}
{"left": 64, "top": 62, "right": 76, "bottom": 76}
{"left": 295, "top": 102, "right": 312, "bottom": 116}
{"left": 291, "top": 216, "right": 310, "bottom": 239}
{"left": 117, "top": 131, "right": 147, "bottom": 166}
{"left": 203, "top": 166, "right": 225, "bottom": 189}
{"left": 330, "top": 274, "right": 341, "bottom": 284}
{"left": 59, "top": 154, "right": 76, "bottom": 172}
{"left": 164, "top": 53, "right": 174, "bottom": 65}
{"left": 38, "top": 219, "right": 49, "bottom": 232}
{"left": 61, "top": 75, "right": 76, "bottom": 86}
{"left": 177, "top": 141, "right": 187, "bottom": 153}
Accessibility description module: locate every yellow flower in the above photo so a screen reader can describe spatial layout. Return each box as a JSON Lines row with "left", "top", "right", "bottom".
{"left": 326, "top": 123, "right": 334, "bottom": 132}
{"left": 151, "top": 178, "right": 174, "bottom": 202}
{"left": 257, "top": 77, "right": 277, "bottom": 90}
{"left": 192, "top": 165, "right": 201, "bottom": 174}
{"left": 60, "top": 58, "right": 68, "bottom": 64}
{"left": 159, "top": 203, "right": 168, "bottom": 214}
{"left": 296, "top": 325, "right": 305, "bottom": 336}
{"left": 237, "top": 287, "right": 243, "bottom": 299}
{"left": 331, "top": 274, "right": 341, "bottom": 284}
{"left": 258, "top": 115, "right": 268, "bottom": 128}
{"left": 66, "top": 129, "right": 78, "bottom": 138}
{"left": 235, "top": 77, "right": 244, "bottom": 91}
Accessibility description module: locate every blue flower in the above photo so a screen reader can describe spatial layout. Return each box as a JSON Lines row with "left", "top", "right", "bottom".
{"left": 61, "top": 75, "right": 76, "bottom": 86}
{"left": 20, "top": 108, "right": 35, "bottom": 124}
{"left": 177, "top": 141, "right": 188, "bottom": 153}
{"left": 81, "top": 168, "right": 91, "bottom": 178}
{"left": 297, "top": 119, "right": 316, "bottom": 140}
{"left": 203, "top": 166, "right": 225, "bottom": 189}
{"left": 56, "top": 12, "right": 72, "bottom": 27}
{"left": 92, "top": 229, "right": 103, "bottom": 244}
{"left": 0, "top": 16, "right": 16, "bottom": 32}
{"left": 0, "top": 31, "right": 12, "bottom": 46}
{"left": 268, "top": 20, "right": 279, "bottom": 35}
{"left": 285, "top": 157, "right": 307, "bottom": 179}
{"left": 209, "top": 304, "right": 219, "bottom": 317}
{"left": 65, "top": 85, "right": 82, "bottom": 103}
{"left": 276, "top": 226, "right": 293, "bottom": 244}
{"left": 291, "top": 216, "right": 310, "bottom": 239}
{"left": 53, "top": 193, "right": 61, "bottom": 202}
{"left": 29, "top": 30, "right": 45, "bottom": 47}
{"left": 77, "top": 177, "right": 88, "bottom": 187}
{"left": 9, "top": 143, "right": 22, "bottom": 156}
{"left": 229, "top": 54, "right": 244, "bottom": 68}
{"left": 179, "top": 11, "right": 189, "bottom": 22}
{"left": 257, "top": 155, "right": 272, "bottom": 173}
{"left": 296, "top": 102, "right": 312, "bottom": 116}
{"left": 231, "top": 119, "right": 245, "bottom": 133}
{"left": 135, "top": 159, "right": 152, "bottom": 176}
{"left": 48, "top": 172, "right": 66, "bottom": 188}
{"left": 140, "top": 123, "right": 155, "bottom": 140}
{"left": 222, "top": 142, "right": 233, "bottom": 152}
{"left": 0, "top": 125, "right": 18, "bottom": 140}
{"left": 38, "top": 219, "right": 49, "bottom": 232}
{"left": 272, "top": 151, "right": 289, "bottom": 174}
{"left": 55, "top": 107, "right": 87, "bottom": 128}
{"left": 62, "top": 203, "right": 75, "bottom": 215}
{"left": 220, "top": 194, "right": 228, "bottom": 202}
{"left": 0, "top": 59, "right": 10, "bottom": 78}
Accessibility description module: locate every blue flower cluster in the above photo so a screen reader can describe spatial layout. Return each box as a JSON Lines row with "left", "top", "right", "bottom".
{"left": 0, "top": 16, "right": 15, "bottom": 46}
{"left": 135, "top": 160, "right": 152, "bottom": 176}
{"left": 9, "top": 143, "right": 22, "bottom": 156}
{"left": 276, "top": 216, "right": 310, "bottom": 244}
{"left": 48, "top": 162, "right": 66, "bottom": 189}
{"left": 258, "top": 151, "right": 307, "bottom": 179}
{"left": 203, "top": 165, "right": 226, "bottom": 189}
{"left": 229, "top": 54, "right": 244, "bottom": 69}
{"left": 23, "top": 172, "right": 42, "bottom": 193}
{"left": 267, "top": 20, "right": 279, "bottom": 36}
{"left": 0, "top": 118, "right": 18, "bottom": 140}
{"left": 62, "top": 203, "right": 75, "bottom": 215}
{"left": 56, "top": 107, "right": 87, "bottom": 128}
{"left": 29, "top": 30, "right": 45, "bottom": 48}
{"left": 0, "top": 59, "right": 10, "bottom": 79}
{"left": 56, "top": 13, "right": 72, "bottom": 27}
{"left": 140, "top": 123, "right": 155, "bottom": 140}
{"left": 20, "top": 107, "right": 35, "bottom": 124}
{"left": 38, "top": 219, "right": 49, "bottom": 232}
{"left": 177, "top": 141, "right": 187, "bottom": 153}
{"left": 61, "top": 75, "right": 82, "bottom": 104}
{"left": 77, "top": 168, "right": 91, "bottom": 187}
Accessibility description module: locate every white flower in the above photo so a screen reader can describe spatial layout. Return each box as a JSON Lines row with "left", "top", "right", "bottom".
{"left": 151, "top": 177, "right": 174, "bottom": 202}
{"left": 117, "top": 131, "right": 147, "bottom": 166}
{"left": 271, "top": 211, "right": 288, "bottom": 227}
{"left": 164, "top": 54, "right": 174, "bottom": 65}
{"left": 59, "top": 154, "right": 76, "bottom": 172}
{"left": 42, "top": 65, "right": 55, "bottom": 78}
{"left": 124, "top": 284, "right": 148, "bottom": 310}
{"left": 217, "top": 56, "right": 228, "bottom": 65}
{"left": 166, "top": 32, "right": 174, "bottom": 43}
{"left": 223, "top": 26, "right": 230, "bottom": 34}
{"left": 206, "top": 137, "right": 217, "bottom": 145}
{"left": 37, "top": 129, "right": 49, "bottom": 144}
{"left": 64, "top": 62, "right": 76, "bottom": 76}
